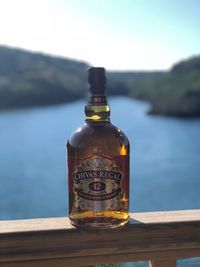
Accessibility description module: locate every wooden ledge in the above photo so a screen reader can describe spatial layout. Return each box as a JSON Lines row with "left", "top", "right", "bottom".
{"left": 0, "top": 210, "right": 200, "bottom": 266}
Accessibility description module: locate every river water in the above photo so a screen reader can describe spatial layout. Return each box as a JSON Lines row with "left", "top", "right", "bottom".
{"left": 0, "top": 97, "right": 200, "bottom": 266}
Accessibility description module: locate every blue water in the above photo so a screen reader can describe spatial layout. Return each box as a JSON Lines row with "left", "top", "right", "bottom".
{"left": 0, "top": 97, "right": 200, "bottom": 266}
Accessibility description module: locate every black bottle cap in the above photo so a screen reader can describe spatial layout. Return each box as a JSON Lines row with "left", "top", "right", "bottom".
{"left": 88, "top": 67, "right": 106, "bottom": 95}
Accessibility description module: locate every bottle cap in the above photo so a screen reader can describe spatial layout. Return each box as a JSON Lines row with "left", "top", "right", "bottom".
{"left": 88, "top": 67, "right": 106, "bottom": 95}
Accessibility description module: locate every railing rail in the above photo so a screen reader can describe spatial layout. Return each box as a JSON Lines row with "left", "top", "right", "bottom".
{"left": 0, "top": 210, "right": 200, "bottom": 267}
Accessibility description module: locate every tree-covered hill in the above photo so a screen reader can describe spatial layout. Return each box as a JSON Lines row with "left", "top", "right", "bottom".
{"left": 0, "top": 45, "right": 200, "bottom": 117}
{"left": 138, "top": 56, "right": 200, "bottom": 116}
{"left": 108, "top": 56, "right": 200, "bottom": 116}
{"left": 0, "top": 45, "right": 89, "bottom": 109}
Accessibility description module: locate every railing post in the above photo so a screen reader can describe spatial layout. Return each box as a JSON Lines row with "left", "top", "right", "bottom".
{"left": 149, "top": 260, "right": 177, "bottom": 267}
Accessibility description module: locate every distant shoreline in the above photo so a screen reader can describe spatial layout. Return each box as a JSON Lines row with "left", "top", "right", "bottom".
{"left": 0, "top": 45, "right": 200, "bottom": 117}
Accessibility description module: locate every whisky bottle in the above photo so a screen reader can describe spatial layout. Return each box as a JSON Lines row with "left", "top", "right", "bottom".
{"left": 67, "top": 67, "right": 130, "bottom": 228}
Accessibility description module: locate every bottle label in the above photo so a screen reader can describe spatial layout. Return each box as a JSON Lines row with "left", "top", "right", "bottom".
{"left": 89, "top": 95, "right": 107, "bottom": 105}
{"left": 69, "top": 155, "right": 127, "bottom": 211}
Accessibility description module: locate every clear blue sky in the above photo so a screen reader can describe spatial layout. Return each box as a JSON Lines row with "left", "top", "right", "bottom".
{"left": 0, "top": 0, "right": 199, "bottom": 70}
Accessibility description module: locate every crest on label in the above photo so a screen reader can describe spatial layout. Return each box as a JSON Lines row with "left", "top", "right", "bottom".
{"left": 73, "top": 156, "right": 123, "bottom": 211}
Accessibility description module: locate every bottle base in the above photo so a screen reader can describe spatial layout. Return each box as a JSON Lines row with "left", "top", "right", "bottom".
{"left": 69, "top": 211, "right": 130, "bottom": 229}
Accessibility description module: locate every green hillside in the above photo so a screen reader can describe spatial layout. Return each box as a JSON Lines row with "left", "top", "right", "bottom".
{"left": 0, "top": 45, "right": 88, "bottom": 109}
{"left": 0, "top": 45, "right": 200, "bottom": 117}
{"left": 108, "top": 56, "right": 200, "bottom": 116}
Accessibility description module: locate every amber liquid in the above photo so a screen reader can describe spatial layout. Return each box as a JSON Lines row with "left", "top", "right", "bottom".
{"left": 67, "top": 104, "right": 130, "bottom": 229}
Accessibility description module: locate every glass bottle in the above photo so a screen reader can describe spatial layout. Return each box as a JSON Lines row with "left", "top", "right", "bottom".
{"left": 67, "top": 67, "right": 130, "bottom": 228}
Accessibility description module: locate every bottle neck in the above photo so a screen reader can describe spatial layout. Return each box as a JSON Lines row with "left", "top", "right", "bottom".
{"left": 85, "top": 95, "right": 110, "bottom": 122}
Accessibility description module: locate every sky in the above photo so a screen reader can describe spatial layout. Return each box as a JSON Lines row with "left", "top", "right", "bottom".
{"left": 0, "top": 0, "right": 199, "bottom": 70}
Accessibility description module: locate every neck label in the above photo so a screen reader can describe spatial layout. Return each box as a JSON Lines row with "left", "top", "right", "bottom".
{"left": 89, "top": 95, "right": 107, "bottom": 105}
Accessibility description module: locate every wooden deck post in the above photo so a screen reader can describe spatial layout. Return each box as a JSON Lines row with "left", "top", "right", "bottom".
{"left": 149, "top": 260, "right": 177, "bottom": 267}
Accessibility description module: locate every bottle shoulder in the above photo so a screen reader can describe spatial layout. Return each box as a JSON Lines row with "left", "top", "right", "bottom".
{"left": 68, "top": 122, "right": 129, "bottom": 148}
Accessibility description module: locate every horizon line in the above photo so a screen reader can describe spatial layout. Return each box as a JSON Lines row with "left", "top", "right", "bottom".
{"left": 0, "top": 43, "right": 199, "bottom": 73}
